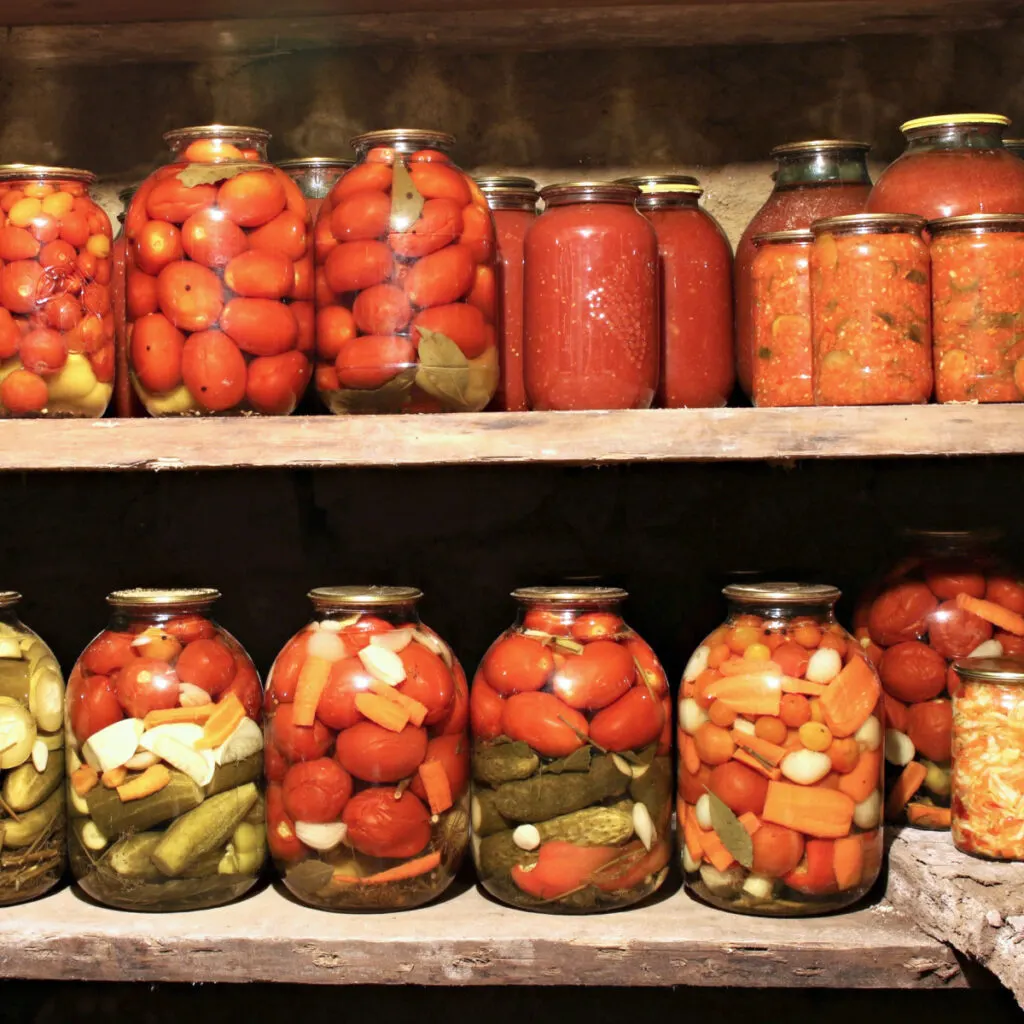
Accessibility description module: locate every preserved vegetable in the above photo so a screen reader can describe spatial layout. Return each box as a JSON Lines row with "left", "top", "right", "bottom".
{"left": 472, "top": 587, "right": 671, "bottom": 913}
{"left": 113, "top": 186, "right": 144, "bottom": 417}
{"left": 811, "top": 214, "right": 932, "bottom": 405}
{"left": 277, "top": 158, "right": 353, "bottom": 222}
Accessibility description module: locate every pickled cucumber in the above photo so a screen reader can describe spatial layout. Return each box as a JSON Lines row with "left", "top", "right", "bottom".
{"left": 205, "top": 752, "right": 262, "bottom": 796}
{"left": 217, "top": 822, "right": 266, "bottom": 875}
{"left": 104, "top": 832, "right": 225, "bottom": 880}
{"left": 473, "top": 741, "right": 539, "bottom": 786}
{"left": 86, "top": 770, "right": 204, "bottom": 836}
{"left": 0, "top": 660, "right": 30, "bottom": 704}
{"left": 4, "top": 787, "right": 62, "bottom": 846}
{"left": 477, "top": 832, "right": 539, "bottom": 876}
{"left": 244, "top": 791, "right": 266, "bottom": 825}
{"left": 3, "top": 750, "right": 64, "bottom": 811}
{"left": 471, "top": 790, "right": 508, "bottom": 837}
{"left": 492, "top": 755, "right": 629, "bottom": 822}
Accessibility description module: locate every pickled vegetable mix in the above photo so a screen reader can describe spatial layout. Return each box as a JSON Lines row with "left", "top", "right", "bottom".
{"left": 679, "top": 584, "right": 883, "bottom": 916}
{"left": 811, "top": 213, "right": 932, "bottom": 405}
{"left": 951, "top": 657, "right": 1024, "bottom": 860}
{"left": 929, "top": 215, "right": 1024, "bottom": 403}
{"left": 471, "top": 587, "right": 671, "bottom": 913}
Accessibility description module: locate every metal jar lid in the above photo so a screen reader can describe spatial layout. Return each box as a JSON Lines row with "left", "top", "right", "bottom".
{"left": 953, "top": 656, "right": 1024, "bottom": 685}
{"left": 723, "top": 582, "right": 841, "bottom": 604}
{"left": 308, "top": 586, "right": 422, "bottom": 607}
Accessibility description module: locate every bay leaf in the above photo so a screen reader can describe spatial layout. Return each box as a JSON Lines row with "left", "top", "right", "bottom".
{"left": 286, "top": 858, "right": 335, "bottom": 895}
{"left": 543, "top": 746, "right": 592, "bottom": 775}
{"left": 329, "top": 366, "right": 416, "bottom": 414}
{"left": 615, "top": 741, "right": 658, "bottom": 767}
{"left": 415, "top": 327, "right": 471, "bottom": 410}
{"left": 706, "top": 789, "right": 753, "bottom": 869}
{"left": 390, "top": 159, "right": 425, "bottom": 233}
{"left": 176, "top": 161, "right": 254, "bottom": 188}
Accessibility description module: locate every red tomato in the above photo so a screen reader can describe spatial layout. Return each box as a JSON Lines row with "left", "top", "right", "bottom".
{"left": 164, "top": 614, "right": 216, "bottom": 642}
{"left": 410, "top": 733, "right": 469, "bottom": 803}
{"left": 511, "top": 841, "right": 619, "bottom": 900}
{"left": 218, "top": 170, "right": 287, "bottom": 228}
{"left": 221, "top": 298, "right": 298, "bottom": 356}
{"left": 267, "top": 783, "right": 308, "bottom": 862}
{"left": 549, "top": 640, "right": 634, "bottom": 711}
{"left": 329, "top": 190, "right": 391, "bottom": 242}
{"left": 247, "top": 211, "right": 309, "bottom": 261}
{"left": 146, "top": 181, "right": 217, "bottom": 224}
{"left": 0, "top": 309, "right": 20, "bottom": 358}
{"left": 570, "top": 613, "right": 624, "bottom": 642}
{"left": 181, "top": 330, "right": 248, "bottom": 411}
{"left": 316, "top": 305, "right": 358, "bottom": 361}
{"left": 482, "top": 634, "right": 555, "bottom": 696}
{"left": 114, "top": 658, "right": 180, "bottom": 718}
{"left": 0, "top": 260, "right": 44, "bottom": 314}
{"left": 404, "top": 244, "right": 475, "bottom": 308}
{"left": 353, "top": 283, "right": 412, "bottom": 335}
{"left": 389, "top": 198, "right": 463, "bottom": 259}
{"left": 133, "top": 221, "right": 183, "bottom": 276}
{"left": 316, "top": 656, "right": 373, "bottom": 730}
{"left": 708, "top": 761, "right": 769, "bottom": 816}
{"left": 868, "top": 583, "right": 938, "bottom": 647}
{"left": 20, "top": 328, "right": 67, "bottom": 375}
{"left": 467, "top": 264, "right": 496, "bottom": 322}
{"left": 878, "top": 640, "right": 947, "bottom": 703}
{"left": 438, "top": 658, "right": 469, "bottom": 735}
{"left": 907, "top": 699, "right": 953, "bottom": 763}
{"left": 265, "top": 741, "right": 288, "bottom": 782}
{"left": 181, "top": 209, "right": 249, "bottom": 268}
{"left": 290, "top": 257, "right": 314, "bottom": 302}
{"left": 588, "top": 684, "right": 664, "bottom": 752}
{"left": 411, "top": 302, "right": 488, "bottom": 359}
{"left": 282, "top": 758, "right": 353, "bottom": 822}
{"left": 987, "top": 578, "right": 1024, "bottom": 614}
{"left": 175, "top": 637, "right": 236, "bottom": 695}
{"left": 222, "top": 654, "right": 262, "bottom": 719}
{"left": 268, "top": 632, "right": 309, "bottom": 703}
{"left": 397, "top": 643, "right": 454, "bottom": 725}
{"left": 68, "top": 672, "right": 124, "bottom": 743}
{"left": 324, "top": 240, "right": 393, "bottom": 294}
{"left": 339, "top": 616, "right": 393, "bottom": 650}
{"left": 157, "top": 261, "right": 224, "bottom": 332}
{"left": 0, "top": 226, "right": 40, "bottom": 261}
{"left": 502, "top": 691, "right": 588, "bottom": 757}
{"left": 335, "top": 334, "right": 415, "bottom": 390}
{"left": 272, "top": 702, "right": 333, "bottom": 762}
{"left": 183, "top": 139, "right": 244, "bottom": 162}
{"left": 996, "top": 631, "right": 1024, "bottom": 655}
{"left": 224, "top": 250, "right": 293, "bottom": 299}
{"left": 409, "top": 163, "right": 471, "bottom": 206}
{"left": 335, "top": 720, "right": 428, "bottom": 782}
{"left": 342, "top": 787, "right": 431, "bottom": 859}
{"left": 44, "top": 296, "right": 80, "bottom": 334}
{"left": 246, "top": 351, "right": 310, "bottom": 414}
{"left": 679, "top": 763, "right": 712, "bottom": 804}
{"left": 522, "top": 608, "right": 573, "bottom": 636}
{"left": 329, "top": 164, "right": 392, "bottom": 201}
{"left": 82, "top": 631, "right": 137, "bottom": 675}
{"left": 126, "top": 271, "right": 160, "bottom": 319}
{"left": 925, "top": 573, "right": 986, "bottom": 600}
{"left": 773, "top": 640, "right": 810, "bottom": 678}
{"left": 928, "top": 598, "right": 992, "bottom": 659}
{"left": 752, "top": 823, "right": 805, "bottom": 878}
{"left": 470, "top": 675, "right": 504, "bottom": 740}
{"left": 292, "top": 299, "right": 314, "bottom": 354}
{"left": 458, "top": 202, "right": 495, "bottom": 264}
{"left": 130, "top": 313, "right": 185, "bottom": 393}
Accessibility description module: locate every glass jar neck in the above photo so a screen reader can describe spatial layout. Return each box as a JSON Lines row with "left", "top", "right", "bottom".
{"left": 903, "top": 123, "right": 1007, "bottom": 154}
{"left": 906, "top": 530, "right": 999, "bottom": 558}
{"left": 354, "top": 135, "right": 453, "bottom": 159}
{"left": 165, "top": 128, "right": 269, "bottom": 163}
{"left": 726, "top": 599, "right": 837, "bottom": 625}
{"left": 636, "top": 193, "right": 701, "bottom": 210}
{"left": 773, "top": 150, "right": 871, "bottom": 190}
{"left": 109, "top": 601, "right": 216, "bottom": 627}
{"left": 310, "top": 601, "right": 421, "bottom": 625}
{"left": 280, "top": 162, "right": 351, "bottom": 199}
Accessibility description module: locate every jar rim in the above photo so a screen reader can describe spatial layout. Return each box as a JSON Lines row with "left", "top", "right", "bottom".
{"left": 539, "top": 181, "right": 639, "bottom": 204}
{"left": 902, "top": 527, "right": 1003, "bottom": 543}
{"left": 308, "top": 586, "right": 422, "bottom": 607}
{"left": 163, "top": 124, "right": 271, "bottom": 145}
{"left": 107, "top": 588, "right": 221, "bottom": 608}
{"left": 276, "top": 157, "right": 353, "bottom": 170}
{"left": 754, "top": 229, "right": 814, "bottom": 246}
{"left": 900, "top": 113, "right": 1010, "bottom": 134}
{"left": 770, "top": 139, "right": 871, "bottom": 157}
{"left": 613, "top": 174, "right": 703, "bottom": 196}
{"left": 723, "top": 582, "right": 841, "bottom": 604}
{"left": 350, "top": 129, "right": 455, "bottom": 152}
{"left": 928, "top": 213, "right": 1024, "bottom": 233}
{"left": 512, "top": 586, "right": 628, "bottom": 604}
{"left": 0, "top": 592, "right": 22, "bottom": 609}
{"left": 953, "top": 655, "right": 1024, "bottom": 684}
{"left": 812, "top": 212, "right": 926, "bottom": 235}
{"left": 0, "top": 164, "right": 96, "bottom": 185}
{"left": 476, "top": 175, "right": 538, "bottom": 191}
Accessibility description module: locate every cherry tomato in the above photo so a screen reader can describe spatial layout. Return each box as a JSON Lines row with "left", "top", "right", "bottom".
{"left": 82, "top": 631, "right": 138, "bottom": 675}
{"left": 342, "top": 787, "right": 431, "bottom": 859}
{"left": 397, "top": 643, "right": 454, "bottom": 725}
{"left": 925, "top": 573, "right": 986, "bottom": 600}
{"left": 779, "top": 692, "right": 811, "bottom": 727}
{"left": 0, "top": 260, "right": 44, "bottom": 314}
{"left": 389, "top": 198, "right": 463, "bottom": 259}
{"left": 290, "top": 257, "right": 314, "bottom": 301}
{"left": 133, "top": 221, "right": 183, "bottom": 276}
{"left": 246, "top": 350, "right": 310, "bottom": 414}
{"left": 282, "top": 758, "right": 353, "bottom": 822}
{"left": 217, "top": 170, "right": 287, "bottom": 228}
{"left": 335, "top": 334, "right": 415, "bottom": 390}
{"left": 467, "top": 264, "right": 496, "bottom": 321}
{"left": 589, "top": 684, "right": 664, "bottom": 751}
{"left": 267, "top": 783, "right": 308, "bottom": 862}
{"left": 751, "top": 823, "right": 804, "bottom": 877}
{"left": 247, "top": 211, "right": 309, "bottom": 261}
{"left": 164, "top": 614, "right": 217, "bottom": 643}
{"left": 906, "top": 698, "right": 953, "bottom": 762}
{"left": 409, "top": 163, "right": 471, "bottom": 206}
{"left": 772, "top": 640, "right": 810, "bottom": 678}
{"left": 90, "top": 342, "right": 115, "bottom": 384}
{"left": 272, "top": 702, "right": 333, "bottom": 762}
{"left": 411, "top": 302, "right": 488, "bottom": 359}
{"left": 20, "top": 328, "right": 67, "bottom": 375}
{"left": 404, "top": 244, "right": 475, "bottom": 308}
{"left": 570, "top": 613, "right": 624, "bottom": 642}
{"left": 502, "top": 690, "right": 588, "bottom": 757}
{"left": 175, "top": 637, "right": 235, "bottom": 695}
{"left": 316, "top": 656, "right": 373, "bottom": 730}
{"left": 482, "top": 634, "right": 554, "bottom": 696}
{"left": 329, "top": 190, "right": 391, "bottom": 242}
{"left": 0, "top": 225, "right": 40, "bottom": 261}
{"left": 928, "top": 598, "right": 992, "bottom": 659}
{"left": 268, "top": 632, "right": 309, "bottom": 703}
{"left": 986, "top": 578, "right": 1024, "bottom": 614}
{"left": 878, "top": 640, "right": 947, "bottom": 703}
{"left": 522, "top": 608, "right": 573, "bottom": 636}
{"left": 335, "top": 720, "right": 428, "bottom": 783}
{"left": 707, "top": 760, "right": 769, "bottom": 815}
{"left": 44, "top": 294, "right": 81, "bottom": 332}
{"left": 67, "top": 670, "right": 124, "bottom": 743}
{"left": 550, "top": 640, "right": 634, "bottom": 711}
{"left": 339, "top": 616, "right": 393, "bottom": 649}
{"left": 146, "top": 181, "right": 217, "bottom": 224}
{"left": 183, "top": 139, "right": 244, "bottom": 162}
{"left": 114, "top": 658, "right": 180, "bottom": 718}
{"left": 181, "top": 329, "right": 247, "bottom": 411}
{"left": 126, "top": 271, "right": 160, "bottom": 319}
{"left": 220, "top": 298, "right": 298, "bottom": 357}
{"left": 157, "top": 261, "right": 224, "bottom": 332}
{"left": 130, "top": 313, "right": 185, "bottom": 393}
{"left": 0, "top": 309, "right": 20, "bottom": 358}
{"left": 996, "top": 631, "right": 1024, "bottom": 655}
{"left": 330, "top": 163, "right": 393, "bottom": 201}
{"left": 625, "top": 635, "right": 669, "bottom": 697}
{"left": 324, "top": 240, "right": 393, "bottom": 294}
{"left": 316, "top": 305, "right": 358, "bottom": 361}
{"left": 867, "top": 583, "right": 938, "bottom": 647}
{"left": 180, "top": 209, "right": 249, "bottom": 268}
{"left": 458, "top": 202, "right": 495, "bottom": 263}
{"left": 353, "top": 283, "right": 412, "bottom": 335}
{"left": 470, "top": 675, "right": 504, "bottom": 740}
{"left": 410, "top": 733, "right": 469, "bottom": 802}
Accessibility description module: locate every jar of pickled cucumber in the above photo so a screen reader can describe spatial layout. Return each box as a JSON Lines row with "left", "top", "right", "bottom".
{"left": 679, "top": 583, "right": 883, "bottom": 916}
{"left": 66, "top": 589, "right": 264, "bottom": 912}
{"left": 471, "top": 587, "right": 671, "bottom": 913}
{"left": 277, "top": 158, "right": 353, "bottom": 222}
{"left": 0, "top": 593, "right": 66, "bottom": 904}
{"left": 265, "top": 587, "right": 469, "bottom": 910}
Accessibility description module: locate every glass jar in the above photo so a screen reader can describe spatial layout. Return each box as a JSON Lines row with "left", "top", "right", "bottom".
{"left": 736, "top": 141, "right": 872, "bottom": 396}
{"left": 750, "top": 230, "right": 813, "bottom": 407}
{"left": 811, "top": 213, "right": 932, "bottom": 405}
{"left": 616, "top": 175, "right": 734, "bottom": 408}
{"left": 66, "top": 588, "right": 265, "bottom": 911}
{"left": 0, "top": 592, "right": 66, "bottom": 904}
{"left": 524, "top": 183, "right": 658, "bottom": 411}
{"left": 277, "top": 158, "right": 353, "bottom": 222}
{"left": 679, "top": 583, "right": 883, "bottom": 916}
{"left": 113, "top": 185, "right": 144, "bottom": 418}
{"left": 265, "top": 587, "right": 468, "bottom": 910}
{"left": 929, "top": 214, "right": 1024, "bottom": 403}
{"left": 951, "top": 656, "right": 1024, "bottom": 860}
{"left": 313, "top": 129, "right": 499, "bottom": 415}
{"left": 125, "top": 124, "right": 314, "bottom": 416}
{"left": 0, "top": 165, "right": 114, "bottom": 418}
{"left": 868, "top": 115, "right": 1024, "bottom": 219}
{"left": 477, "top": 176, "right": 539, "bottom": 412}
{"left": 1006, "top": 140, "right": 1024, "bottom": 160}
{"left": 471, "top": 586, "right": 671, "bottom": 913}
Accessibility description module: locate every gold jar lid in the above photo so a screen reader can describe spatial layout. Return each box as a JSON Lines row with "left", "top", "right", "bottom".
{"left": 309, "top": 586, "right": 422, "bottom": 607}
{"left": 539, "top": 181, "right": 638, "bottom": 205}
{"left": 512, "top": 586, "right": 628, "bottom": 604}
{"left": 0, "top": 592, "right": 22, "bottom": 609}
{"left": 812, "top": 212, "right": 926, "bottom": 235}
{"left": 107, "top": 588, "right": 220, "bottom": 608}
{"left": 0, "top": 164, "right": 96, "bottom": 184}
{"left": 723, "top": 582, "right": 841, "bottom": 604}
{"left": 753, "top": 229, "right": 814, "bottom": 246}
{"left": 350, "top": 129, "right": 455, "bottom": 152}
{"left": 928, "top": 213, "right": 1024, "bottom": 234}
{"left": 770, "top": 139, "right": 871, "bottom": 157}
{"left": 953, "top": 655, "right": 1024, "bottom": 685}
{"left": 901, "top": 113, "right": 1010, "bottom": 134}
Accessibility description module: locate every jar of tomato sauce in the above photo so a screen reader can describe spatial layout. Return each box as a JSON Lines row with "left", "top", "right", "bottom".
{"left": 736, "top": 141, "right": 872, "bottom": 397}
{"left": 314, "top": 130, "right": 499, "bottom": 415}
{"left": 615, "top": 175, "right": 734, "bottom": 408}
{"left": 471, "top": 586, "right": 671, "bottom": 913}
{"left": 67, "top": 588, "right": 265, "bottom": 911}
{"left": 524, "top": 183, "right": 658, "bottom": 411}
{"left": 0, "top": 165, "right": 114, "bottom": 418}
{"left": 477, "top": 176, "right": 539, "bottom": 412}
{"left": 750, "top": 230, "right": 813, "bottom": 407}
{"left": 680, "top": 583, "right": 883, "bottom": 916}
{"left": 125, "top": 124, "right": 314, "bottom": 417}
{"left": 811, "top": 213, "right": 932, "bottom": 405}
{"left": 929, "top": 214, "right": 1024, "bottom": 403}
{"left": 277, "top": 158, "right": 353, "bottom": 223}
{"left": 868, "top": 115, "right": 1024, "bottom": 219}
{"left": 265, "top": 587, "right": 468, "bottom": 910}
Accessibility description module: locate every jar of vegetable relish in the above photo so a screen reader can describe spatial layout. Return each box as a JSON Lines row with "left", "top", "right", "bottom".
{"left": 929, "top": 214, "right": 1024, "bottom": 403}
{"left": 472, "top": 587, "right": 671, "bottom": 913}
{"left": 811, "top": 213, "right": 932, "bottom": 405}
{"left": 277, "top": 158, "right": 353, "bottom": 222}
{"left": 615, "top": 175, "right": 734, "bottom": 408}
{"left": 524, "top": 182, "right": 658, "bottom": 410}
{"left": 477, "top": 176, "right": 539, "bottom": 412}
{"left": 750, "top": 230, "right": 813, "bottom": 407}
{"left": 867, "top": 115, "right": 1024, "bottom": 220}
{"left": 736, "top": 141, "right": 872, "bottom": 397}
{"left": 679, "top": 583, "right": 883, "bottom": 916}
{"left": 951, "top": 656, "right": 1024, "bottom": 860}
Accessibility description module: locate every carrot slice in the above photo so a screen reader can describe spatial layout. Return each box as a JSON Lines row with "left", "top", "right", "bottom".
{"left": 955, "top": 593, "right": 1024, "bottom": 636}
{"left": 417, "top": 759, "right": 453, "bottom": 815}
{"left": 837, "top": 747, "right": 881, "bottom": 804}
{"left": 368, "top": 678, "right": 428, "bottom": 728}
{"left": 354, "top": 692, "right": 410, "bottom": 733}
{"left": 101, "top": 766, "right": 127, "bottom": 789}
{"left": 705, "top": 674, "right": 782, "bottom": 716}
{"left": 731, "top": 729, "right": 787, "bottom": 766}
{"left": 333, "top": 850, "right": 443, "bottom": 886}
{"left": 195, "top": 692, "right": 246, "bottom": 750}
{"left": 682, "top": 734, "right": 701, "bottom": 775}
{"left": 738, "top": 811, "right": 761, "bottom": 836}
{"left": 885, "top": 761, "right": 927, "bottom": 820}
{"left": 720, "top": 658, "right": 782, "bottom": 677}
{"left": 683, "top": 804, "right": 705, "bottom": 861}
{"left": 143, "top": 704, "right": 217, "bottom": 730}
{"left": 819, "top": 657, "right": 880, "bottom": 738}
{"left": 762, "top": 781, "right": 855, "bottom": 838}
{"left": 906, "top": 803, "right": 952, "bottom": 828}
{"left": 116, "top": 764, "right": 171, "bottom": 802}
{"left": 833, "top": 834, "right": 864, "bottom": 891}
{"left": 71, "top": 763, "right": 99, "bottom": 797}
{"left": 697, "top": 823, "right": 736, "bottom": 873}
{"left": 292, "top": 656, "right": 332, "bottom": 727}
{"left": 733, "top": 748, "right": 783, "bottom": 780}
{"left": 780, "top": 677, "right": 828, "bottom": 696}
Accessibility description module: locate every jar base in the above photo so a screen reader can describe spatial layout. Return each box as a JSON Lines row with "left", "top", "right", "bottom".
{"left": 685, "top": 876, "right": 873, "bottom": 917}
{"left": 75, "top": 871, "right": 259, "bottom": 913}
{"left": 478, "top": 868, "right": 668, "bottom": 915}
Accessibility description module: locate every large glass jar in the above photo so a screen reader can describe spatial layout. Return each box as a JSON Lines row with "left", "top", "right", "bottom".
{"left": 125, "top": 124, "right": 314, "bottom": 417}
{"left": 471, "top": 586, "right": 671, "bottom": 913}
{"left": 750, "top": 230, "right": 813, "bottom": 407}
{"left": 679, "top": 583, "right": 883, "bottom": 916}
{"left": 265, "top": 587, "right": 468, "bottom": 910}
{"left": 0, "top": 165, "right": 114, "bottom": 418}
{"left": 66, "top": 588, "right": 265, "bottom": 911}
{"left": 1006, "top": 140, "right": 1024, "bottom": 160}
{"left": 113, "top": 186, "right": 144, "bottom": 418}
{"left": 868, "top": 115, "right": 1024, "bottom": 220}
{"left": 616, "top": 175, "right": 734, "bottom": 408}
{"left": 313, "top": 130, "right": 499, "bottom": 415}
{"left": 811, "top": 213, "right": 932, "bottom": 405}
{"left": 929, "top": 214, "right": 1024, "bottom": 403}
{"left": 524, "top": 183, "right": 658, "bottom": 410}
{"left": 735, "top": 141, "right": 872, "bottom": 396}
{"left": 0, "top": 593, "right": 66, "bottom": 904}
{"left": 477, "top": 176, "right": 538, "bottom": 412}
{"left": 855, "top": 529, "right": 1020, "bottom": 830}
{"left": 277, "top": 158, "right": 353, "bottom": 223}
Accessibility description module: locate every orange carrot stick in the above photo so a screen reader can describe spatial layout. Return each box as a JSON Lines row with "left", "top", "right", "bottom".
{"left": 705, "top": 674, "right": 782, "bottom": 716}
{"left": 355, "top": 692, "right": 410, "bottom": 733}
{"left": 682, "top": 804, "right": 704, "bottom": 861}
{"left": 682, "top": 734, "right": 701, "bottom": 776}
{"left": 195, "top": 692, "right": 246, "bottom": 750}
{"left": 417, "top": 759, "right": 453, "bottom": 814}
{"left": 885, "top": 761, "right": 927, "bottom": 820}
{"left": 731, "top": 729, "right": 787, "bottom": 766}
{"left": 738, "top": 811, "right": 761, "bottom": 836}
{"left": 780, "top": 677, "right": 828, "bottom": 696}
{"left": 116, "top": 764, "right": 171, "bottom": 802}
{"left": 333, "top": 850, "right": 443, "bottom": 886}
{"left": 368, "top": 679, "right": 428, "bottom": 727}
{"left": 906, "top": 803, "right": 952, "bottom": 829}
{"left": 71, "top": 763, "right": 99, "bottom": 797}
{"left": 820, "top": 657, "right": 880, "bottom": 738}
{"left": 837, "top": 747, "right": 881, "bottom": 804}
{"left": 833, "top": 835, "right": 864, "bottom": 891}
{"left": 101, "top": 766, "right": 127, "bottom": 789}
{"left": 733, "top": 748, "right": 783, "bottom": 780}
{"left": 956, "top": 593, "right": 1024, "bottom": 636}
{"left": 292, "top": 656, "right": 332, "bottom": 727}
{"left": 719, "top": 659, "right": 782, "bottom": 677}
{"left": 697, "top": 824, "right": 736, "bottom": 873}
{"left": 762, "top": 781, "right": 855, "bottom": 838}
{"left": 143, "top": 704, "right": 217, "bottom": 729}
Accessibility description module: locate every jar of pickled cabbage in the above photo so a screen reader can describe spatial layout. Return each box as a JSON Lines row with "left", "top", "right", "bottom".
{"left": 951, "top": 656, "right": 1024, "bottom": 860}
{"left": 67, "top": 588, "right": 264, "bottom": 911}
{"left": 265, "top": 587, "right": 468, "bottom": 910}
{"left": 929, "top": 214, "right": 1024, "bottom": 403}
{"left": 855, "top": 529, "right": 1021, "bottom": 829}
{"left": 0, "top": 593, "right": 66, "bottom": 904}
{"left": 0, "top": 165, "right": 114, "bottom": 417}
{"left": 679, "top": 583, "right": 883, "bottom": 916}
{"left": 125, "top": 124, "right": 314, "bottom": 416}
{"left": 472, "top": 587, "right": 671, "bottom": 913}
{"left": 277, "top": 158, "right": 353, "bottom": 222}
{"left": 314, "top": 130, "right": 499, "bottom": 414}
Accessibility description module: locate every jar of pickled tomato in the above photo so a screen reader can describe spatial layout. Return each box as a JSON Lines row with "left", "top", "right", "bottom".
{"left": 615, "top": 175, "right": 734, "bottom": 408}
{"left": 811, "top": 213, "right": 932, "bottom": 405}
{"left": 0, "top": 592, "right": 66, "bottom": 904}
{"left": 0, "top": 165, "right": 114, "bottom": 418}
{"left": 855, "top": 529, "right": 1022, "bottom": 829}
{"left": 471, "top": 587, "right": 671, "bottom": 913}
{"left": 265, "top": 587, "right": 468, "bottom": 910}
{"left": 524, "top": 183, "right": 658, "bottom": 411}
{"left": 679, "top": 583, "right": 883, "bottom": 916}
{"left": 67, "top": 588, "right": 264, "bottom": 911}
{"left": 929, "top": 214, "right": 1024, "bottom": 403}
{"left": 951, "top": 656, "right": 1024, "bottom": 860}
{"left": 314, "top": 130, "right": 499, "bottom": 415}
{"left": 125, "top": 124, "right": 314, "bottom": 416}
{"left": 477, "top": 176, "right": 539, "bottom": 412}
{"left": 277, "top": 158, "right": 353, "bottom": 222}
{"left": 750, "top": 230, "right": 813, "bottom": 407}
{"left": 736, "top": 140, "right": 872, "bottom": 397}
